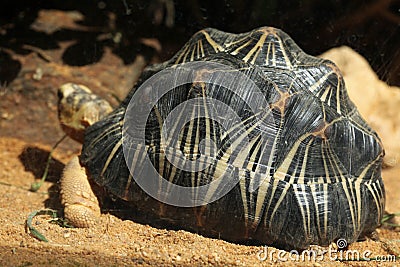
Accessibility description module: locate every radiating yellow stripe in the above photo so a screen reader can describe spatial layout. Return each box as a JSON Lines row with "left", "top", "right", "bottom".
{"left": 242, "top": 33, "right": 268, "bottom": 63}
{"left": 100, "top": 139, "right": 122, "bottom": 176}
{"left": 297, "top": 138, "right": 313, "bottom": 184}
{"left": 175, "top": 44, "right": 190, "bottom": 64}
{"left": 275, "top": 33, "right": 292, "bottom": 68}
{"left": 265, "top": 42, "right": 271, "bottom": 65}
{"left": 308, "top": 72, "right": 331, "bottom": 93}
{"left": 273, "top": 133, "right": 309, "bottom": 182}
{"left": 230, "top": 40, "right": 252, "bottom": 56}
{"left": 293, "top": 185, "right": 310, "bottom": 239}
{"left": 335, "top": 75, "right": 342, "bottom": 114}
{"left": 200, "top": 30, "right": 224, "bottom": 53}
{"left": 320, "top": 85, "right": 331, "bottom": 102}
{"left": 239, "top": 170, "right": 249, "bottom": 226}
{"left": 253, "top": 128, "right": 278, "bottom": 225}
{"left": 268, "top": 179, "right": 290, "bottom": 228}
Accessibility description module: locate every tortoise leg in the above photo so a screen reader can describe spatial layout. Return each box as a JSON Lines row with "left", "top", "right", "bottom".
{"left": 60, "top": 156, "right": 100, "bottom": 227}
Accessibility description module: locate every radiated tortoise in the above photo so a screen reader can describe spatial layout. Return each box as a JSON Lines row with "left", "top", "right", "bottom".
{"left": 58, "top": 26, "right": 385, "bottom": 250}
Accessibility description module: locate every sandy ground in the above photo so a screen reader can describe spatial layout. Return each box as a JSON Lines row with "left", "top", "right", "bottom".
{"left": 0, "top": 12, "right": 400, "bottom": 267}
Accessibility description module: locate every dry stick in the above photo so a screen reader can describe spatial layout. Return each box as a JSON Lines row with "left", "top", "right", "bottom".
{"left": 22, "top": 44, "right": 54, "bottom": 63}
{"left": 30, "top": 134, "right": 67, "bottom": 192}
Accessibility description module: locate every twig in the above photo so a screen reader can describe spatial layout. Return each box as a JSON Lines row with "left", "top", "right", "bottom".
{"left": 26, "top": 209, "right": 57, "bottom": 242}
{"left": 22, "top": 44, "right": 54, "bottom": 63}
{"left": 30, "top": 134, "right": 67, "bottom": 192}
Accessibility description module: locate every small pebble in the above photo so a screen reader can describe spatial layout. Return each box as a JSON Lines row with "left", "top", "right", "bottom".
{"left": 63, "top": 231, "right": 71, "bottom": 238}
{"left": 32, "top": 68, "right": 43, "bottom": 81}
{"left": 2, "top": 112, "right": 14, "bottom": 120}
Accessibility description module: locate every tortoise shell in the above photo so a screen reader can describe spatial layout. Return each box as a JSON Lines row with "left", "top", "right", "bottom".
{"left": 80, "top": 27, "right": 385, "bottom": 249}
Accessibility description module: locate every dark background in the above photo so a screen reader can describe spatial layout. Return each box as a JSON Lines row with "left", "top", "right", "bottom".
{"left": 1, "top": 0, "right": 400, "bottom": 86}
